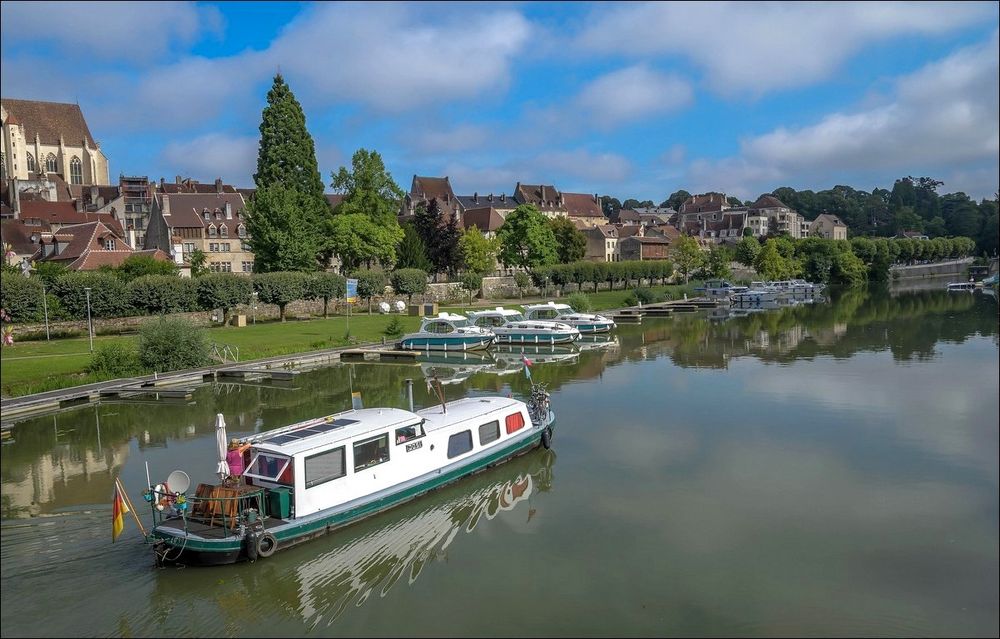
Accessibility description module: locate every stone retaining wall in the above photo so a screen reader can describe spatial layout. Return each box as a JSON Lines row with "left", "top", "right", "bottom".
{"left": 890, "top": 258, "right": 972, "bottom": 279}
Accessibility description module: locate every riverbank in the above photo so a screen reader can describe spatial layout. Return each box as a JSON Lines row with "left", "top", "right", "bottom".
{"left": 1, "top": 283, "right": 697, "bottom": 399}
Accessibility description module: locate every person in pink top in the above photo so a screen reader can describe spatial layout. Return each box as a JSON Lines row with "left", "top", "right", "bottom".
{"left": 226, "top": 439, "right": 251, "bottom": 480}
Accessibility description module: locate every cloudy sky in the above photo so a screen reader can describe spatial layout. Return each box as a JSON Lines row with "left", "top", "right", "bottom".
{"left": 2, "top": 1, "right": 997, "bottom": 201}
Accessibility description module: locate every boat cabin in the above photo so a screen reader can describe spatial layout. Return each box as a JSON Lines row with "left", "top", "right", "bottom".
{"left": 523, "top": 302, "right": 573, "bottom": 321}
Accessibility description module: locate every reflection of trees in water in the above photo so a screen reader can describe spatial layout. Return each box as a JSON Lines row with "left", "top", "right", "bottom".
{"left": 149, "top": 449, "right": 556, "bottom": 631}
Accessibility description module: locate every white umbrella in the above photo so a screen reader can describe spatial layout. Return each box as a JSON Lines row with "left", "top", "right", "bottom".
{"left": 215, "top": 413, "right": 230, "bottom": 480}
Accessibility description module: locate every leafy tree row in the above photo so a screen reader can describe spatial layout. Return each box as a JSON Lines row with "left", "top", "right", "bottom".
{"left": 529, "top": 259, "right": 675, "bottom": 294}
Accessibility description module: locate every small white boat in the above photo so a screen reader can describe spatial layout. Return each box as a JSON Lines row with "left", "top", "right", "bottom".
{"left": 946, "top": 281, "right": 977, "bottom": 291}
{"left": 695, "top": 279, "right": 749, "bottom": 298}
{"left": 147, "top": 381, "right": 555, "bottom": 566}
{"left": 522, "top": 301, "right": 616, "bottom": 334}
{"left": 399, "top": 313, "right": 495, "bottom": 351}
{"left": 467, "top": 307, "right": 580, "bottom": 345}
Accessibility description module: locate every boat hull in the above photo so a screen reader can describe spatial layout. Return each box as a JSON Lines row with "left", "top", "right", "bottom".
{"left": 563, "top": 321, "right": 614, "bottom": 334}
{"left": 493, "top": 331, "right": 579, "bottom": 345}
{"left": 398, "top": 335, "right": 494, "bottom": 351}
{"left": 150, "top": 415, "right": 554, "bottom": 566}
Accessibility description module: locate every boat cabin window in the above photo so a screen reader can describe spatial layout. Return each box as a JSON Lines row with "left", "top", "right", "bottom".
{"left": 447, "top": 430, "right": 473, "bottom": 459}
{"left": 245, "top": 452, "right": 293, "bottom": 486}
{"left": 474, "top": 315, "right": 506, "bottom": 328}
{"left": 451, "top": 318, "right": 471, "bottom": 328}
{"left": 505, "top": 412, "right": 525, "bottom": 434}
{"left": 305, "top": 446, "right": 346, "bottom": 488}
{"left": 508, "top": 313, "right": 525, "bottom": 322}
{"left": 395, "top": 421, "right": 425, "bottom": 444}
{"left": 533, "top": 308, "right": 560, "bottom": 320}
{"left": 353, "top": 434, "right": 390, "bottom": 471}
{"left": 425, "top": 321, "right": 454, "bottom": 334}
{"left": 478, "top": 420, "right": 500, "bottom": 445}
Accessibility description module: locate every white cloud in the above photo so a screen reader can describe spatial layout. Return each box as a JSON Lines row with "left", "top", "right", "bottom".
{"left": 575, "top": 2, "right": 995, "bottom": 95}
{"left": 443, "top": 148, "right": 633, "bottom": 194}
{"left": 159, "top": 133, "right": 259, "bottom": 187}
{"left": 405, "top": 124, "right": 492, "bottom": 155}
{"left": 0, "top": 1, "right": 222, "bottom": 63}
{"left": 267, "top": 3, "right": 532, "bottom": 111}
{"left": 684, "top": 33, "right": 1000, "bottom": 200}
{"left": 575, "top": 65, "right": 692, "bottom": 127}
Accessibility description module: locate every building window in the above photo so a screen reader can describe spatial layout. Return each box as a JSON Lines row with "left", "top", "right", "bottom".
{"left": 241, "top": 241, "right": 252, "bottom": 252}
{"left": 242, "top": 261, "right": 254, "bottom": 273}
{"left": 183, "top": 242, "right": 195, "bottom": 254}
{"left": 203, "top": 211, "right": 210, "bottom": 221}
{"left": 237, "top": 224, "right": 247, "bottom": 238}
{"left": 26, "top": 153, "right": 35, "bottom": 172}
{"left": 478, "top": 420, "right": 500, "bottom": 446}
{"left": 209, "top": 243, "right": 218, "bottom": 252}
{"left": 45, "top": 154, "right": 58, "bottom": 173}
{"left": 353, "top": 434, "right": 389, "bottom": 471}
{"left": 222, "top": 243, "right": 231, "bottom": 252}
{"left": 208, "top": 225, "right": 217, "bottom": 238}
{"left": 447, "top": 430, "right": 473, "bottom": 459}
{"left": 219, "top": 225, "right": 228, "bottom": 238}
{"left": 305, "top": 447, "right": 346, "bottom": 488}
{"left": 104, "top": 238, "right": 116, "bottom": 250}
{"left": 70, "top": 157, "right": 83, "bottom": 184}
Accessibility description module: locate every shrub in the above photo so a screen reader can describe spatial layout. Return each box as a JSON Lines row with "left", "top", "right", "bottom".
{"left": 87, "top": 342, "right": 145, "bottom": 378}
{"left": 306, "top": 272, "right": 346, "bottom": 317}
{"left": 513, "top": 271, "right": 531, "bottom": 298}
{"left": 390, "top": 268, "right": 429, "bottom": 303}
{"left": 1, "top": 272, "right": 44, "bottom": 322}
{"left": 565, "top": 292, "right": 593, "bottom": 313}
{"left": 115, "top": 255, "right": 179, "bottom": 281}
{"left": 353, "top": 269, "right": 387, "bottom": 314}
{"left": 138, "top": 317, "right": 211, "bottom": 372}
{"left": 51, "top": 271, "right": 131, "bottom": 319}
{"left": 253, "top": 271, "right": 308, "bottom": 321}
{"left": 197, "top": 273, "right": 252, "bottom": 324}
{"left": 459, "top": 272, "right": 483, "bottom": 305}
{"left": 127, "top": 275, "right": 200, "bottom": 315}
{"left": 632, "top": 287, "right": 656, "bottom": 305}
{"left": 384, "top": 316, "right": 404, "bottom": 337}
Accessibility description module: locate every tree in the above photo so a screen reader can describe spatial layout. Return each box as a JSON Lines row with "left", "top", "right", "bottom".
{"left": 244, "top": 184, "right": 322, "bottom": 272}
{"left": 115, "top": 255, "right": 178, "bottom": 281}
{"left": 253, "top": 271, "right": 308, "bottom": 321}
{"left": 327, "top": 213, "right": 401, "bottom": 273}
{"left": 352, "top": 269, "right": 386, "bottom": 314}
{"left": 33, "top": 261, "right": 70, "bottom": 287}
{"left": 51, "top": 271, "right": 130, "bottom": 319}
{"left": 138, "top": 317, "right": 210, "bottom": 373}
{"left": 396, "top": 223, "right": 432, "bottom": 271}
{"left": 127, "top": 275, "right": 199, "bottom": 315}
{"left": 458, "top": 226, "right": 498, "bottom": 275}
{"left": 496, "top": 205, "right": 558, "bottom": 269}
{"left": 459, "top": 271, "right": 483, "bottom": 306}
{"left": 329, "top": 148, "right": 405, "bottom": 269}
{"left": 253, "top": 74, "right": 331, "bottom": 265}
{"left": 0, "top": 272, "right": 44, "bottom": 322}
{"left": 414, "top": 199, "right": 461, "bottom": 277}
{"left": 754, "top": 240, "right": 790, "bottom": 281}
{"left": 390, "top": 268, "right": 428, "bottom": 303}
{"left": 189, "top": 249, "right": 208, "bottom": 277}
{"left": 305, "top": 271, "right": 346, "bottom": 318}
{"left": 665, "top": 190, "right": 691, "bottom": 211}
{"left": 735, "top": 236, "right": 761, "bottom": 267}
{"left": 622, "top": 198, "right": 642, "bottom": 210}
{"left": 705, "top": 246, "right": 732, "bottom": 279}
{"left": 196, "top": 273, "right": 252, "bottom": 324}
{"left": 600, "top": 195, "right": 621, "bottom": 219}
{"left": 671, "top": 235, "right": 705, "bottom": 283}
{"left": 513, "top": 271, "right": 530, "bottom": 299}
{"left": 549, "top": 216, "right": 587, "bottom": 263}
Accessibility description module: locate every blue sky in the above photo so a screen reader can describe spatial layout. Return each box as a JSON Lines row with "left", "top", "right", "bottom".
{"left": 2, "top": 1, "right": 997, "bottom": 202}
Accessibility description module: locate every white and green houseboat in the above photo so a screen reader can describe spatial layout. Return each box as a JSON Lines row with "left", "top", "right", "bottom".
{"left": 399, "top": 313, "right": 495, "bottom": 351}
{"left": 148, "top": 384, "right": 554, "bottom": 566}
{"left": 466, "top": 307, "right": 581, "bottom": 345}
{"left": 522, "top": 301, "right": 616, "bottom": 334}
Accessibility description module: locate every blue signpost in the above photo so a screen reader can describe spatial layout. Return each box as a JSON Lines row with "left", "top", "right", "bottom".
{"left": 346, "top": 278, "right": 358, "bottom": 334}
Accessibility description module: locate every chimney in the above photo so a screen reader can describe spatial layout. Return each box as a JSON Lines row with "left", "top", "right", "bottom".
{"left": 90, "top": 186, "right": 98, "bottom": 202}
{"left": 473, "top": 192, "right": 478, "bottom": 204}
{"left": 160, "top": 177, "right": 165, "bottom": 187}
{"left": 500, "top": 193, "right": 506, "bottom": 203}
{"left": 594, "top": 193, "right": 599, "bottom": 203}
{"left": 75, "top": 198, "right": 84, "bottom": 213}
{"left": 175, "top": 175, "right": 182, "bottom": 185}
{"left": 162, "top": 195, "right": 171, "bottom": 216}
{"left": 488, "top": 193, "right": 493, "bottom": 202}
{"left": 215, "top": 178, "right": 223, "bottom": 194}
{"left": 225, "top": 202, "right": 232, "bottom": 219}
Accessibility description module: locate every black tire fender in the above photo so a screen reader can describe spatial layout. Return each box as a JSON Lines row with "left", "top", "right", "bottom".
{"left": 256, "top": 531, "right": 278, "bottom": 558}
{"left": 245, "top": 532, "right": 259, "bottom": 562}
{"left": 541, "top": 427, "right": 553, "bottom": 450}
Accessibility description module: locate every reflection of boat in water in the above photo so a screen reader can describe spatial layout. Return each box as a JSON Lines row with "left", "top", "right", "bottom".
{"left": 415, "top": 352, "right": 495, "bottom": 385}
{"left": 574, "top": 334, "right": 620, "bottom": 352}
{"left": 289, "top": 449, "right": 556, "bottom": 625}
{"left": 947, "top": 281, "right": 978, "bottom": 291}
{"left": 489, "top": 344, "right": 579, "bottom": 374}
{"left": 730, "top": 299, "right": 778, "bottom": 313}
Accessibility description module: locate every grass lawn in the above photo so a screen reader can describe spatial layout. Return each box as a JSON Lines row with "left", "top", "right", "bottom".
{"left": 1, "top": 313, "right": 422, "bottom": 398}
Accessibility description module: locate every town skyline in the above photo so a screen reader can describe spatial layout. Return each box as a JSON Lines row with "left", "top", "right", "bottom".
{"left": 2, "top": 1, "right": 998, "bottom": 202}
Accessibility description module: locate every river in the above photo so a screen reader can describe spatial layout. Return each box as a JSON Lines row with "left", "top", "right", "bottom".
{"left": 1, "top": 284, "right": 997, "bottom": 637}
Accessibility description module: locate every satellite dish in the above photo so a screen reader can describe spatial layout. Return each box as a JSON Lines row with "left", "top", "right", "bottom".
{"left": 166, "top": 469, "right": 191, "bottom": 495}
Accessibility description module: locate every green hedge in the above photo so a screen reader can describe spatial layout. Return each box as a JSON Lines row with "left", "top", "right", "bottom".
{"left": 1, "top": 272, "right": 45, "bottom": 322}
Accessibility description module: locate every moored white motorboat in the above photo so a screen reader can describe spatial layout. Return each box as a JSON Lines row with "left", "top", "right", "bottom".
{"left": 399, "top": 313, "right": 494, "bottom": 351}
{"left": 522, "top": 301, "right": 616, "bottom": 334}
{"left": 466, "top": 307, "right": 580, "bottom": 345}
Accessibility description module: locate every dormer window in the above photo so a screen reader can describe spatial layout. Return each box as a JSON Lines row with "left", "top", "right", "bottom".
{"left": 203, "top": 210, "right": 210, "bottom": 221}
{"left": 237, "top": 224, "right": 246, "bottom": 238}
{"left": 208, "top": 224, "right": 217, "bottom": 238}
{"left": 219, "top": 224, "right": 228, "bottom": 238}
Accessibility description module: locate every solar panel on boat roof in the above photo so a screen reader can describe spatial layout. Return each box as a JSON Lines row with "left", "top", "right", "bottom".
{"left": 264, "top": 418, "right": 360, "bottom": 445}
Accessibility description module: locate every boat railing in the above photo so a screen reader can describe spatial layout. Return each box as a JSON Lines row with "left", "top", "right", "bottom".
{"left": 148, "top": 484, "right": 266, "bottom": 538}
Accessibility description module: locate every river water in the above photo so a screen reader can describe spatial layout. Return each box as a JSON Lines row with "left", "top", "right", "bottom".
{"left": 2, "top": 284, "right": 997, "bottom": 637}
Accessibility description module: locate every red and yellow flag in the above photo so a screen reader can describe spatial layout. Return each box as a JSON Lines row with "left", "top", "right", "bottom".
{"left": 112, "top": 480, "right": 130, "bottom": 542}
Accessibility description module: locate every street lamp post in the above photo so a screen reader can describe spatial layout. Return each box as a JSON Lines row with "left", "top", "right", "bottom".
{"left": 251, "top": 291, "right": 258, "bottom": 325}
{"left": 84, "top": 287, "right": 94, "bottom": 353}
{"left": 41, "top": 284, "right": 50, "bottom": 341}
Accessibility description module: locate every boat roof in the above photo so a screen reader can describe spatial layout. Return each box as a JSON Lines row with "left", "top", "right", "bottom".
{"left": 417, "top": 396, "right": 526, "bottom": 432}
{"left": 467, "top": 307, "right": 521, "bottom": 317}
{"left": 524, "top": 301, "right": 572, "bottom": 311}
{"left": 422, "top": 312, "right": 470, "bottom": 322}
{"left": 252, "top": 407, "right": 420, "bottom": 456}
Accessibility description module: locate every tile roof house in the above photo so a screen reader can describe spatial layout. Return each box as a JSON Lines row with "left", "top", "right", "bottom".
{"left": 749, "top": 194, "right": 799, "bottom": 238}
{"left": 462, "top": 207, "right": 506, "bottom": 237}
{"left": 456, "top": 192, "right": 516, "bottom": 216}
{"left": 146, "top": 191, "right": 254, "bottom": 274}
{"left": 512, "top": 183, "right": 568, "bottom": 219}
{"left": 562, "top": 193, "right": 604, "bottom": 226}
{"left": 17, "top": 200, "right": 124, "bottom": 236}
{"left": 584, "top": 224, "right": 619, "bottom": 262}
{"left": 810, "top": 213, "right": 848, "bottom": 240}
{"left": 30, "top": 220, "right": 169, "bottom": 270}
{"left": 618, "top": 235, "right": 671, "bottom": 261}
{"left": 401, "top": 175, "right": 463, "bottom": 222}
